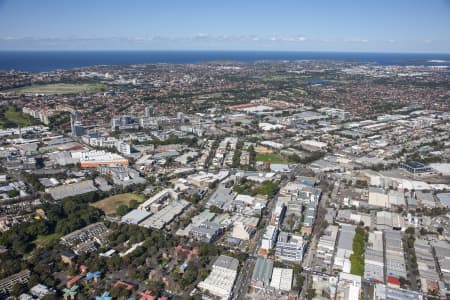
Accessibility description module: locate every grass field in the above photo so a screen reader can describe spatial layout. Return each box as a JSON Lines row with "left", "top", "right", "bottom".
{"left": 91, "top": 193, "right": 145, "bottom": 216}
{"left": 8, "top": 83, "right": 106, "bottom": 95}
{"left": 33, "top": 233, "right": 63, "bottom": 247}
{"left": 0, "top": 105, "right": 36, "bottom": 128}
{"left": 255, "top": 153, "right": 288, "bottom": 163}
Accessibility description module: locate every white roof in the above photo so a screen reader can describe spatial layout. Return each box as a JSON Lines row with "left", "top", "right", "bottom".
{"left": 270, "top": 268, "right": 293, "bottom": 291}
{"left": 235, "top": 194, "right": 255, "bottom": 204}
{"left": 263, "top": 225, "right": 277, "bottom": 239}
{"left": 301, "top": 140, "right": 327, "bottom": 148}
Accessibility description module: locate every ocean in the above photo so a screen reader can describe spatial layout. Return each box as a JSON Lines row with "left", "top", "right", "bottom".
{"left": 1, "top": 50, "right": 450, "bottom": 72}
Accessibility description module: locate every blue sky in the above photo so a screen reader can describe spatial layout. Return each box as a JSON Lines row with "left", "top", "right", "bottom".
{"left": 0, "top": 0, "right": 449, "bottom": 52}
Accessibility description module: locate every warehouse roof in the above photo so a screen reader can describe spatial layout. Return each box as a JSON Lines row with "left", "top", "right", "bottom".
{"left": 48, "top": 180, "right": 97, "bottom": 200}
{"left": 436, "top": 193, "right": 450, "bottom": 207}
{"left": 214, "top": 255, "right": 239, "bottom": 271}
{"left": 121, "top": 209, "right": 151, "bottom": 225}
{"left": 337, "top": 224, "right": 356, "bottom": 251}
{"left": 270, "top": 268, "right": 293, "bottom": 291}
{"left": 251, "top": 258, "right": 273, "bottom": 283}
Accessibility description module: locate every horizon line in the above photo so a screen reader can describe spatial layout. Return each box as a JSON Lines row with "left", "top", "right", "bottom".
{"left": 1, "top": 49, "right": 450, "bottom": 55}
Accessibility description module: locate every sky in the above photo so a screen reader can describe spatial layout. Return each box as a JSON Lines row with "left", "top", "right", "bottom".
{"left": 0, "top": 0, "right": 450, "bottom": 52}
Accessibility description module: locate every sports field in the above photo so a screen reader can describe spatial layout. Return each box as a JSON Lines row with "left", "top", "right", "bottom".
{"left": 255, "top": 153, "right": 287, "bottom": 163}
{"left": 91, "top": 193, "right": 145, "bottom": 216}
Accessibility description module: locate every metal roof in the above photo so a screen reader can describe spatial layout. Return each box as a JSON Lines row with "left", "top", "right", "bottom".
{"left": 251, "top": 258, "right": 273, "bottom": 283}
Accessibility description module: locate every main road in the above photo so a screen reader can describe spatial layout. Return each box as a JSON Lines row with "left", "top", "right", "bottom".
{"left": 232, "top": 177, "right": 287, "bottom": 300}
{"left": 300, "top": 178, "right": 330, "bottom": 299}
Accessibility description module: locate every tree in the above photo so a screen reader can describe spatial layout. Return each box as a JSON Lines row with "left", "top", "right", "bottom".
{"left": 198, "top": 268, "right": 209, "bottom": 281}
{"left": 252, "top": 180, "right": 280, "bottom": 198}
{"left": 148, "top": 280, "right": 164, "bottom": 297}
{"left": 109, "top": 286, "right": 131, "bottom": 299}
{"left": 405, "top": 227, "right": 415, "bottom": 235}
{"left": 41, "top": 294, "right": 59, "bottom": 300}
{"left": 350, "top": 227, "right": 367, "bottom": 276}
{"left": 198, "top": 242, "right": 220, "bottom": 257}
{"left": 306, "top": 288, "right": 316, "bottom": 300}
{"left": 7, "top": 189, "right": 19, "bottom": 198}
{"left": 182, "top": 268, "right": 198, "bottom": 286}
{"left": 294, "top": 269, "right": 304, "bottom": 291}
{"left": 11, "top": 283, "right": 25, "bottom": 297}
{"left": 107, "top": 254, "right": 123, "bottom": 272}
{"left": 116, "top": 204, "right": 130, "bottom": 216}
{"left": 209, "top": 205, "right": 223, "bottom": 214}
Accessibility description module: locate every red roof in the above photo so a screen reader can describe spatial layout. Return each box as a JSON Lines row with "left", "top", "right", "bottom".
{"left": 114, "top": 280, "right": 135, "bottom": 291}
{"left": 387, "top": 276, "right": 400, "bottom": 286}
{"left": 67, "top": 145, "right": 83, "bottom": 151}
{"left": 67, "top": 275, "right": 83, "bottom": 287}
{"left": 174, "top": 245, "right": 198, "bottom": 258}
{"left": 258, "top": 248, "right": 268, "bottom": 256}
{"left": 139, "top": 290, "right": 155, "bottom": 300}
{"left": 190, "top": 247, "right": 199, "bottom": 256}
{"left": 174, "top": 245, "right": 187, "bottom": 252}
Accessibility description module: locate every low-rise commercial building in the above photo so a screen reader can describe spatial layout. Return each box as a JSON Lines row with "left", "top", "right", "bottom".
{"left": 139, "top": 200, "right": 190, "bottom": 229}
{"left": 78, "top": 150, "right": 128, "bottom": 168}
{"left": 47, "top": 180, "right": 98, "bottom": 201}
{"left": 300, "top": 140, "right": 328, "bottom": 152}
{"left": 432, "top": 240, "right": 450, "bottom": 282}
{"left": 269, "top": 267, "right": 293, "bottom": 292}
{"left": 138, "top": 189, "right": 179, "bottom": 212}
{"left": 231, "top": 221, "right": 255, "bottom": 241}
{"left": 384, "top": 230, "right": 406, "bottom": 280}
{"left": 414, "top": 239, "right": 440, "bottom": 293}
{"left": 376, "top": 211, "right": 405, "bottom": 231}
{"left": 373, "top": 283, "right": 423, "bottom": 300}
{"left": 120, "top": 209, "right": 151, "bottom": 225}
{"left": 251, "top": 258, "right": 273, "bottom": 289}
{"left": 334, "top": 225, "right": 356, "bottom": 273}
{"left": 368, "top": 187, "right": 389, "bottom": 208}
{"left": 198, "top": 255, "right": 239, "bottom": 299}
{"left": 364, "top": 231, "right": 384, "bottom": 283}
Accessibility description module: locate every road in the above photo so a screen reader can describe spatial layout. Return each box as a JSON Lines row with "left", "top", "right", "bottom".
{"left": 231, "top": 178, "right": 287, "bottom": 300}
{"left": 233, "top": 258, "right": 256, "bottom": 300}
{"left": 300, "top": 179, "right": 330, "bottom": 297}
{"left": 232, "top": 174, "right": 329, "bottom": 300}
